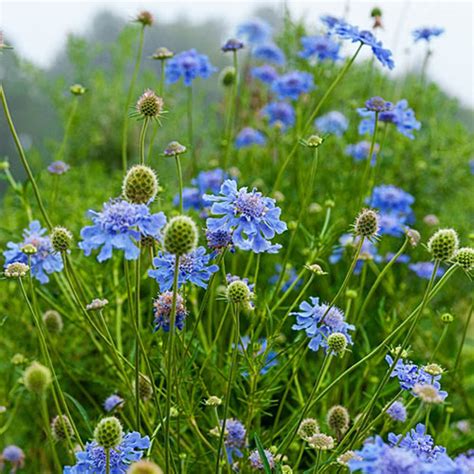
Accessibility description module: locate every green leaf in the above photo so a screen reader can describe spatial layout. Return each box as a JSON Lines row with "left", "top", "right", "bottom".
{"left": 64, "top": 392, "right": 93, "bottom": 436}
{"left": 254, "top": 433, "right": 272, "bottom": 474}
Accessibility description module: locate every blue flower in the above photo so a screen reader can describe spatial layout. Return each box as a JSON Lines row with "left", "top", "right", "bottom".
{"left": 1, "top": 445, "right": 25, "bottom": 470}
{"left": 249, "top": 449, "right": 275, "bottom": 469}
{"left": 272, "top": 71, "right": 314, "bottom": 100}
{"left": 221, "top": 38, "right": 244, "bottom": 52}
{"left": 79, "top": 199, "right": 166, "bottom": 262}
{"left": 455, "top": 450, "right": 474, "bottom": 473}
{"left": 153, "top": 291, "right": 187, "bottom": 332}
{"left": 260, "top": 101, "right": 295, "bottom": 130}
{"left": 47, "top": 160, "right": 70, "bottom": 175}
{"left": 320, "top": 15, "right": 345, "bottom": 31}
{"left": 346, "top": 141, "right": 379, "bottom": 165}
{"left": 206, "top": 228, "right": 234, "bottom": 253}
{"left": 413, "top": 27, "right": 445, "bottom": 42}
{"left": 204, "top": 179, "right": 287, "bottom": 254}
{"left": 385, "top": 252, "right": 410, "bottom": 264}
{"left": 64, "top": 431, "right": 150, "bottom": 473}
{"left": 238, "top": 336, "right": 278, "bottom": 375}
{"left": 103, "top": 394, "right": 124, "bottom": 412}
{"left": 148, "top": 247, "right": 218, "bottom": 291}
{"left": 315, "top": 111, "right": 349, "bottom": 136}
{"left": 165, "top": 49, "right": 216, "bottom": 86}
{"left": 386, "top": 401, "right": 407, "bottom": 422}
{"left": 368, "top": 185, "right": 414, "bottom": 215}
{"left": 235, "top": 127, "right": 266, "bottom": 148}
{"left": 358, "top": 99, "right": 421, "bottom": 139}
{"left": 299, "top": 35, "right": 341, "bottom": 61}
{"left": 388, "top": 424, "right": 446, "bottom": 462}
{"left": 220, "top": 418, "right": 247, "bottom": 462}
{"left": 236, "top": 19, "right": 272, "bottom": 44}
{"left": 269, "top": 264, "right": 302, "bottom": 292}
{"left": 469, "top": 158, "right": 474, "bottom": 175}
{"left": 175, "top": 187, "right": 201, "bottom": 211}
{"left": 333, "top": 24, "right": 394, "bottom": 69}
{"left": 385, "top": 355, "right": 440, "bottom": 392}
{"left": 363, "top": 96, "right": 393, "bottom": 113}
{"left": 252, "top": 43, "right": 286, "bottom": 66}
{"left": 409, "top": 262, "right": 445, "bottom": 280}
{"left": 250, "top": 65, "right": 278, "bottom": 85}
{"left": 4, "top": 220, "right": 63, "bottom": 284}
{"left": 292, "top": 297, "right": 355, "bottom": 354}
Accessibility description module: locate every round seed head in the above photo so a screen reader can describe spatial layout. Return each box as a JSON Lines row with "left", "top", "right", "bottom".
{"left": 135, "top": 10, "right": 153, "bottom": 26}
{"left": 308, "top": 433, "right": 334, "bottom": 450}
{"left": 42, "top": 310, "right": 63, "bottom": 333}
{"left": 51, "top": 226, "right": 73, "bottom": 252}
{"left": 427, "top": 228, "right": 459, "bottom": 261}
{"left": 327, "top": 333, "right": 348, "bottom": 355}
{"left": 327, "top": 405, "right": 350, "bottom": 436}
{"left": 454, "top": 247, "right": 474, "bottom": 272}
{"left": 440, "top": 313, "right": 454, "bottom": 324}
{"left": 226, "top": 280, "right": 251, "bottom": 304}
{"left": 219, "top": 66, "right": 236, "bottom": 87}
{"left": 4, "top": 262, "right": 29, "bottom": 278}
{"left": 127, "top": 460, "right": 164, "bottom": 474}
{"left": 94, "top": 416, "right": 123, "bottom": 449}
{"left": 136, "top": 89, "right": 164, "bottom": 118}
{"left": 51, "top": 415, "right": 74, "bottom": 442}
{"left": 163, "top": 216, "right": 198, "bottom": 256}
{"left": 297, "top": 418, "right": 319, "bottom": 440}
{"left": 134, "top": 374, "right": 153, "bottom": 402}
{"left": 23, "top": 361, "right": 52, "bottom": 394}
{"left": 123, "top": 165, "right": 158, "bottom": 204}
{"left": 354, "top": 208, "right": 379, "bottom": 239}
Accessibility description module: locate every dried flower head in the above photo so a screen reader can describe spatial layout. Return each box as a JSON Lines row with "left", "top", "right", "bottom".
{"left": 86, "top": 298, "right": 109, "bottom": 311}
{"left": 134, "top": 89, "right": 164, "bottom": 120}
{"left": 298, "top": 418, "right": 319, "bottom": 440}
{"left": 135, "top": 10, "right": 153, "bottom": 27}
{"left": 152, "top": 47, "right": 174, "bottom": 60}
{"left": 4, "top": 262, "right": 29, "bottom": 278}
{"left": 308, "top": 433, "right": 335, "bottom": 450}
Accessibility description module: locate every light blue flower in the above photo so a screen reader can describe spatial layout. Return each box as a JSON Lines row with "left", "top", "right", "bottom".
{"left": 272, "top": 71, "right": 314, "bottom": 100}
{"left": 315, "top": 111, "right": 348, "bottom": 136}
{"left": 236, "top": 19, "right": 272, "bottom": 44}
{"left": 299, "top": 35, "right": 341, "bottom": 61}
{"left": 235, "top": 127, "right": 266, "bottom": 148}
{"left": 250, "top": 65, "right": 278, "bottom": 85}
{"left": 413, "top": 27, "right": 445, "bottom": 42}
{"left": 346, "top": 141, "right": 379, "bottom": 165}
{"left": 252, "top": 43, "right": 286, "bottom": 66}
{"left": 103, "top": 394, "right": 124, "bottom": 412}
{"left": 260, "top": 101, "right": 295, "bottom": 130}
{"left": 165, "top": 49, "right": 216, "bottom": 86}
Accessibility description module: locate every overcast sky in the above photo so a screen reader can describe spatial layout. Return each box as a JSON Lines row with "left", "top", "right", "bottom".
{"left": 1, "top": 0, "right": 473, "bottom": 107}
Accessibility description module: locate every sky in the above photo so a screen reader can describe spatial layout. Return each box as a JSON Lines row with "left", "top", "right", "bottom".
{"left": 1, "top": 0, "right": 473, "bottom": 107}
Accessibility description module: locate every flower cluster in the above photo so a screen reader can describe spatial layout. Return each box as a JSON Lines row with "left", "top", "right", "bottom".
{"left": 4, "top": 221, "right": 63, "bottom": 284}
{"left": 292, "top": 297, "right": 355, "bottom": 353}
{"left": 79, "top": 199, "right": 166, "bottom": 262}
{"left": 204, "top": 179, "right": 287, "bottom": 254}
{"left": 165, "top": 49, "right": 216, "bottom": 86}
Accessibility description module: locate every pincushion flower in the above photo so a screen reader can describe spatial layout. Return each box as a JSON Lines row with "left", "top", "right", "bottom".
{"left": 272, "top": 71, "right": 314, "bottom": 100}
{"left": 165, "top": 49, "right": 216, "bottom": 86}
{"left": 315, "top": 111, "right": 349, "bottom": 136}
{"left": 346, "top": 141, "right": 379, "bottom": 165}
{"left": 47, "top": 160, "right": 70, "bottom": 175}
{"left": 252, "top": 43, "right": 286, "bottom": 66}
{"left": 260, "top": 101, "right": 295, "bottom": 130}
{"left": 103, "top": 394, "right": 124, "bottom": 412}
{"left": 4, "top": 220, "right": 63, "bottom": 284}
{"left": 236, "top": 19, "right": 272, "bottom": 44}
{"left": 79, "top": 199, "right": 166, "bottom": 262}
{"left": 250, "top": 65, "right": 278, "bottom": 84}
{"left": 64, "top": 431, "right": 150, "bottom": 473}
{"left": 153, "top": 291, "right": 187, "bottom": 331}
{"left": 412, "top": 27, "right": 445, "bottom": 42}
{"left": 292, "top": 297, "right": 355, "bottom": 353}
{"left": 220, "top": 418, "right": 247, "bottom": 462}
{"left": 299, "top": 35, "right": 341, "bottom": 61}
{"left": 235, "top": 127, "right": 266, "bottom": 148}
{"left": 148, "top": 247, "right": 218, "bottom": 291}
{"left": 204, "top": 179, "right": 287, "bottom": 254}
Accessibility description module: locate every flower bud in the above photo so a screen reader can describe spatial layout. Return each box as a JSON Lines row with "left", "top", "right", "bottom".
{"left": 4, "top": 262, "right": 29, "bottom": 278}
{"left": 23, "top": 361, "right": 52, "bottom": 394}
{"left": 135, "top": 10, "right": 153, "bottom": 26}
{"left": 123, "top": 165, "right": 158, "bottom": 204}
{"left": 163, "top": 141, "right": 187, "bottom": 157}
{"left": 152, "top": 47, "right": 174, "bottom": 60}
{"left": 51, "top": 415, "right": 74, "bottom": 442}
{"left": 405, "top": 228, "right": 421, "bottom": 247}
{"left": 42, "top": 310, "right": 63, "bottom": 333}
{"left": 440, "top": 313, "right": 454, "bottom": 324}
{"left": 163, "top": 216, "right": 198, "bottom": 256}
{"left": 204, "top": 396, "right": 222, "bottom": 406}
{"left": 427, "top": 228, "right": 459, "bottom": 261}
{"left": 219, "top": 66, "right": 236, "bottom": 87}
{"left": 94, "top": 416, "right": 123, "bottom": 449}
{"left": 354, "top": 209, "right": 379, "bottom": 239}
{"left": 21, "top": 243, "right": 37, "bottom": 254}
{"left": 51, "top": 226, "right": 73, "bottom": 252}
{"left": 70, "top": 84, "right": 86, "bottom": 96}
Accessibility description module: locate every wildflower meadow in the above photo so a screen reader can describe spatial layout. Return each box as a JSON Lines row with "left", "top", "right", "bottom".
{"left": 0, "top": 4, "right": 473, "bottom": 474}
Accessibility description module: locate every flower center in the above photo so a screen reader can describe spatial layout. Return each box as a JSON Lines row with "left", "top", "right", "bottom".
{"left": 235, "top": 190, "right": 266, "bottom": 219}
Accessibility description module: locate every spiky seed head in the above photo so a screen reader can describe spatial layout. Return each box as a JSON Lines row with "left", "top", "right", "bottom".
{"left": 297, "top": 418, "right": 319, "bottom": 440}
{"left": 454, "top": 247, "right": 474, "bottom": 272}
{"left": 134, "top": 374, "right": 153, "bottom": 402}
{"left": 4, "top": 262, "right": 29, "bottom": 278}
{"left": 135, "top": 10, "right": 153, "bottom": 26}
{"left": 423, "top": 363, "right": 444, "bottom": 376}
{"left": 51, "top": 226, "right": 73, "bottom": 252}
{"left": 327, "top": 405, "right": 350, "bottom": 436}
{"left": 354, "top": 209, "right": 379, "bottom": 239}
{"left": 136, "top": 89, "right": 164, "bottom": 119}
{"left": 127, "top": 460, "right": 163, "bottom": 474}
{"left": 70, "top": 84, "right": 86, "bottom": 95}
{"left": 308, "top": 433, "right": 334, "bottom": 450}
{"left": 123, "top": 165, "right": 158, "bottom": 204}
{"left": 94, "top": 416, "right": 123, "bottom": 449}
{"left": 226, "top": 280, "right": 251, "bottom": 304}
{"left": 23, "top": 361, "right": 52, "bottom": 394}
{"left": 42, "top": 310, "right": 63, "bottom": 333}
{"left": 219, "top": 66, "right": 236, "bottom": 87}
{"left": 21, "top": 243, "right": 37, "bottom": 254}
{"left": 51, "top": 415, "right": 74, "bottom": 442}
{"left": 327, "top": 333, "right": 348, "bottom": 355}
{"left": 163, "top": 216, "right": 198, "bottom": 256}
{"left": 152, "top": 47, "right": 174, "bottom": 60}
{"left": 427, "top": 228, "right": 459, "bottom": 261}
{"left": 440, "top": 313, "right": 454, "bottom": 324}
{"left": 405, "top": 228, "right": 421, "bottom": 247}
{"left": 163, "top": 141, "right": 187, "bottom": 157}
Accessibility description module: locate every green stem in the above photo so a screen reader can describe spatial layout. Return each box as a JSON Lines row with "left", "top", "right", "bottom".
{"left": 40, "top": 395, "right": 62, "bottom": 472}
{"left": 175, "top": 155, "right": 184, "bottom": 213}
{"left": 223, "top": 50, "right": 239, "bottom": 169}
{"left": 359, "top": 111, "right": 379, "bottom": 206}
{"left": 187, "top": 85, "right": 195, "bottom": 168}
{"left": 0, "top": 85, "right": 53, "bottom": 229}
{"left": 106, "top": 448, "right": 111, "bottom": 474}
{"left": 134, "top": 247, "right": 141, "bottom": 431}
{"left": 453, "top": 300, "right": 473, "bottom": 372}
{"left": 56, "top": 97, "right": 79, "bottom": 162}
{"left": 139, "top": 117, "right": 149, "bottom": 165}
{"left": 121, "top": 25, "right": 145, "bottom": 172}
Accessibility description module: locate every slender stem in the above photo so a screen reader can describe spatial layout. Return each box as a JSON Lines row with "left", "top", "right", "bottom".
{"left": 106, "top": 448, "right": 111, "bottom": 474}
{"left": 187, "top": 85, "right": 195, "bottom": 167}
{"left": 0, "top": 85, "right": 53, "bottom": 229}
{"left": 121, "top": 25, "right": 145, "bottom": 172}
{"left": 453, "top": 300, "right": 473, "bottom": 372}
{"left": 56, "top": 97, "right": 79, "bottom": 162}
{"left": 139, "top": 117, "right": 149, "bottom": 165}
{"left": 40, "top": 396, "right": 62, "bottom": 472}
{"left": 223, "top": 50, "right": 239, "bottom": 169}
{"left": 134, "top": 247, "right": 141, "bottom": 431}
{"left": 175, "top": 155, "right": 184, "bottom": 213}
{"left": 273, "top": 44, "right": 363, "bottom": 192}
{"left": 359, "top": 111, "right": 379, "bottom": 206}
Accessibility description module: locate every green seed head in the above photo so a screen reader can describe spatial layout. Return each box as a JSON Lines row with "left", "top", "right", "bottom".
{"left": 123, "top": 165, "right": 158, "bottom": 204}
{"left": 297, "top": 418, "right": 319, "bottom": 440}
{"left": 427, "top": 228, "right": 459, "bottom": 261}
{"left": 51, "top": 226, "right": 73, "bottom": 252}
{"left": 354, "top": 209, "right": 379, "bottom": 239}
{"left": 24, "top": 361, "right": 52, "bottom": 394}
{"left": 94, "top": 416, "right": 123, "bottom": 449}
{"left": 42, "top": 310, "right": 64, "bottom": 333}
{"left": 70, "top": 84, "right": 86, "bottom": 96}
{"left": 440, "top": 313, "right": 454, "bottom": 324}
{"left": 327, "top": 332, "right": 348, "bottom": 354}
{"left": 134, "top": 374, "right": 153, "bottom": 402}
{"left": 226, "top": 280, "right": 251, "bottom": 304}
{"left": 327, "top": 405, "right": 350, "bottom": 436}
{"left": 163, "top": 216, "right": 198, "bottom": 256}
{"left": 136, "top": 89, "right": 163, "bottom": 118}
{"left": 51, "top": 415, "right": 74, "bottom": 442}
{"left": 454, "top": 247, "right": 474, "bottom": 272}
